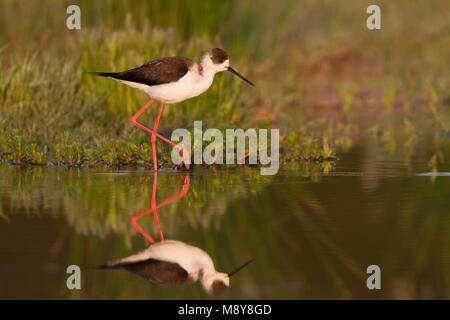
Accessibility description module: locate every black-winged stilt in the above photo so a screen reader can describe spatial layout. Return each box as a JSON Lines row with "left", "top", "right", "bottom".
{"left": 90, "top": 48, "right": 254, "bottom": 170}
{"left": 94, "top": 239, "right": 254, "bottom": 295}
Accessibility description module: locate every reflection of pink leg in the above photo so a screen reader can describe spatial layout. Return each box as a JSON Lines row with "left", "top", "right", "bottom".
{"left": 131, "top": 208, "right": 156, "bottom": 243}
{"left": 151, "top": 171, "right": 164, "bottom": 240}
{"left": 131, "top": 174, "right": 190, "bottom": 243}
{"left": 157, "top": 176, "right": 190, "bottom": 207}
{"left": 130, "top": 99, "right": 191, "bottom": 168}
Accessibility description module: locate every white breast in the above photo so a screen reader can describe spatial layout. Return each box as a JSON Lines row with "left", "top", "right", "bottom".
{"left": 114, "top": 240, "right": 215, "bottom": 280}
{"left": 118, "top": 67, "right": 215, "bottom": 104}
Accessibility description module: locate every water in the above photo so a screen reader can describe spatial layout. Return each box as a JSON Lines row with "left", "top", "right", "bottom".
{"left": 1, "top": 143, "right": 450, "bottom": 299}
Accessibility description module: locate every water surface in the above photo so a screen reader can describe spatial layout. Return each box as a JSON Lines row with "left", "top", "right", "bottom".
{"left": 1, "top": 142, "right": 450, "bottom": 299}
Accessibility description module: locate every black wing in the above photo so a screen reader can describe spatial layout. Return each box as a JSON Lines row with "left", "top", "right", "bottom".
{"left": 105, "top": 258, "right": 192, "bottom": 286}
{"left": 90, "top": 57, "right": 193, "bottom": 86}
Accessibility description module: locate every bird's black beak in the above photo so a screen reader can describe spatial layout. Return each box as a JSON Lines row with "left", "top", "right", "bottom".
{"left": 228, "top": 258, "right": 254, "bottom": 277}
{"left": 227, "top": 67, "right": 255, "bottom": 86}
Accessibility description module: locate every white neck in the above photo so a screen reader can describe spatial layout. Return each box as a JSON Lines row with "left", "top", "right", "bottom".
{"left": 183, "top": 63, "right": 215, "bottom": 95}
{"left": 197, "top": 63, "right": 216, "bottom": 78}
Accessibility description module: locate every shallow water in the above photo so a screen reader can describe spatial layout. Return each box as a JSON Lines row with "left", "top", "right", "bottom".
{"left": 1, "top": 142, "right": 450, "bottom": 299}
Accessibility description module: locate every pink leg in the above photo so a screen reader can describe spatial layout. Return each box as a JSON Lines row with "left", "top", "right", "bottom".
{"left": 131, "top": 171, "right": 163, "bottom": 242}
{"left": 131, "top": 207, "right": 156, "bottom": 243}
{"left": 131, "top": 174, "right": 190, "bottom": 243}
{"left": 150, "top": 171, "right": 164, "bottom": 241}
{"left": 151, "top": 102, "right": 165, "bottom": 171}
{"left": 130, "top": 99, "right": 191, "bottom": 168}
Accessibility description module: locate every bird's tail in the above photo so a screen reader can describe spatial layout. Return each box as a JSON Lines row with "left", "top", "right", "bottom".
{"left": 85, "top": 264, "right": 115, "bottom": 270}
{"left": 86, "top": 72, "right": 120, "bottom": 78}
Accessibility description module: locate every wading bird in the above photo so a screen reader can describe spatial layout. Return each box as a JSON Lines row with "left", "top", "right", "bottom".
{"left": 94, "top": 240, "right": 253, "bottom": 295}
{"left": 90, "top": 48, "right": 255, "bottom": 171}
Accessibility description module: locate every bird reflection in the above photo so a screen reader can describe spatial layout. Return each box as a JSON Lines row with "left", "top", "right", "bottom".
{"left": 95, "top": 239, "right": 253, "bottom": 295}
{"left": 95, "top": 170, "right": 253, "bottom": 295}
{"left": 131, "top": 170, "right": 190, "bottom": 243}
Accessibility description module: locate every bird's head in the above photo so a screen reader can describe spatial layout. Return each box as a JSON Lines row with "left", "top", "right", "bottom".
{"left": 200, "top": 48, "right": 255, "bottom": 86}
{"left": 199, "top": 258, "right": 254, "bottom": 295}
{"left": 201, "top": 48, "right": 230, "bottom": 72}
{"left": 201, "top": 272, "right": 230, "bottom": 295}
